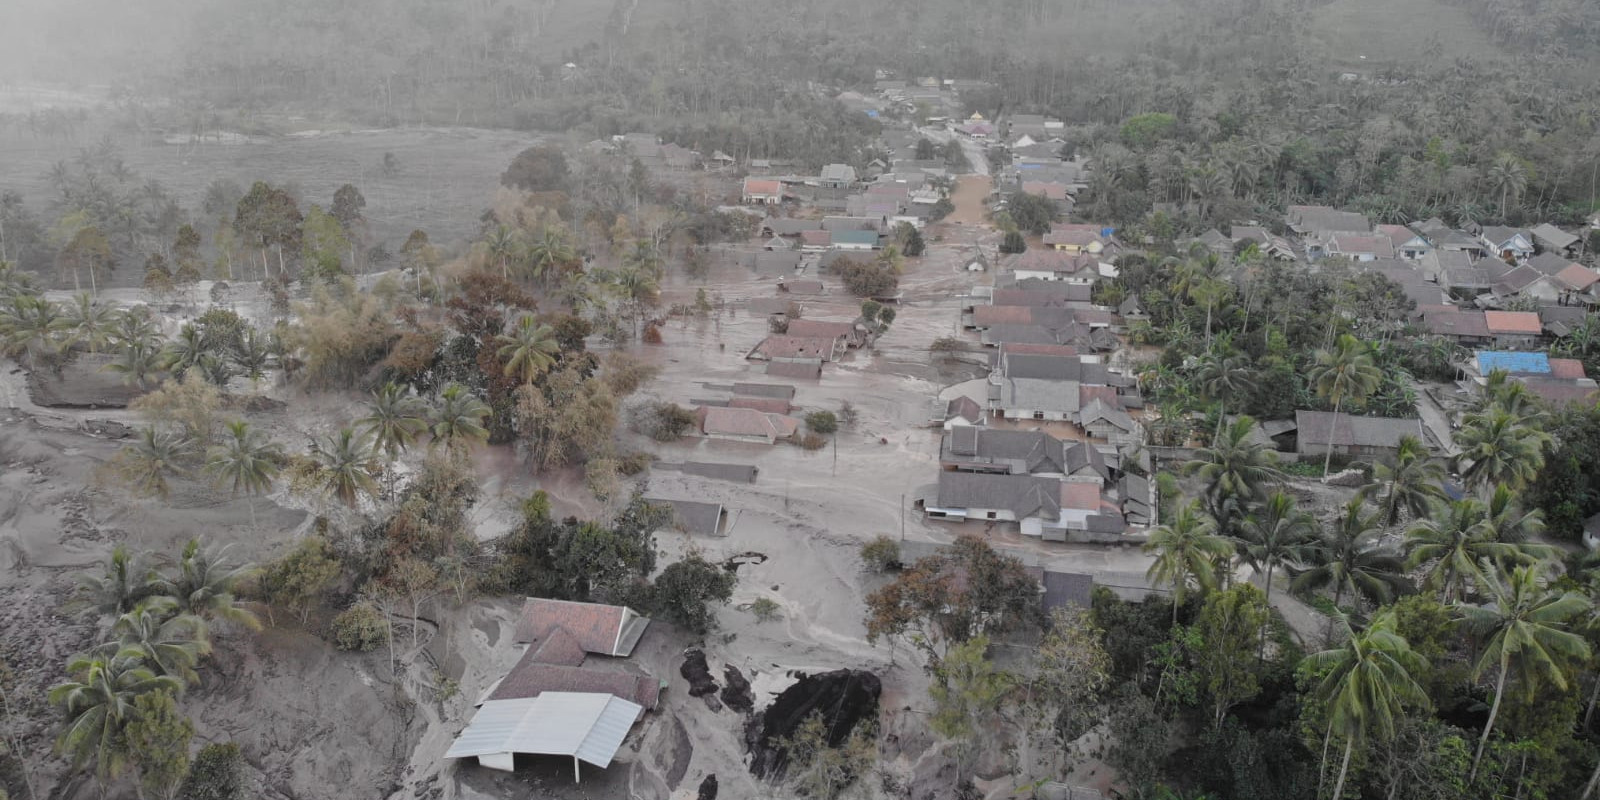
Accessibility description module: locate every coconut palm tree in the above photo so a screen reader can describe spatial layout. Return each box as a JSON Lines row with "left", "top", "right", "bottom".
{"left": 1293, "top": 498, "right": 1411, "bottom": 612}
{"left": 1480, "top": 484, "right": 1550, "bottom": 547}
{"left": 313, "top": 427, "right": 380, "bottom": 508}
{"left": 95, "top": 597, "right": 211, "bottom": 686}
{"left": 1458, "top": 565, "right": 1590, "bottom": 781}
{"left": 525, "top": 226, "right": 575, "bottom": 282}
{"left": 121, "top": 427, "right": 195, "bottom": 499}
{"left": 152, "top": 538, "right": 260, "bottom": 630}
{"left": 1305, "top": 610, "right": 1430, "bottom": 800}
{"left": 0, "top": 294, "right": 69, "bottom": 368}
{"left": 48, "top": 653, "right": 183, "bottom": 788}
{"left": 428, "top": 383, "right": 490, "bottom": 453}
{"left": 160, "top": 322, "right": 218, "bottom": 380}
{"left": 360, "top": 382, "right": 428, "bottom": 460}
{"left": 1184, "top": 415, "right": 1283, "bottom": 536}
{"left": 62, "top": 293, "right": 118, "bottom": 354}
{"left": 496, "top": 314, "right": 560, "bottom": 385}
{"left": 1307, "top": 334, "right": 1384, "bottom": 478}
{"left": 77, "top": 544, "right": 157, "bottom": 619}
{"left": 1144, "top": 502, "right": 1233, "bottom": 622}
{"left": 230, "top": 326, "right": 274, "bottom": 389}
{"left": 1196, "top": 352, "right": 1254, "bottom": 438}
{"left": 102, "top": 336, "right": 162, "bottom": 389}
{"left": 204, "top": 420, "right": 282, "bottom": 528}
{"left": 1361, "top": 434, "right": 1447, "bottom": 527}
{"left": 1236, "top": 491, "right": 1317, "bottom": 608}
{"left": 1454, "top": 406, "right": 1551, "bottom": 493}
{"left": 1486, "top": 153, "right": 1528, "bottom": 218}
{"left": 482, "top": 224, "right": 520, "bottom": 280}
{"left": 1404, "top": 498, "right": 1536, "bottom": 604}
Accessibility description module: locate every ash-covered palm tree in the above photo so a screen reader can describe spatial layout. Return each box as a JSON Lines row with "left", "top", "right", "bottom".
{"left": 1293, "top": 498, "right": 1411, "bottom": 613}
{"left": 1454, "top": 406, "right": 1551, "bottom": 493}
{"left": 1236, "top": 491, "right": 1317, "bottom": 607}
{"left": 1305, "top": 610, "right": 1430, "bottom": 800}
{"left": 62, "top": 292, "right": 118, "bottom": 354}
{"left": 1145, "top": 502, "right": 1233, "bottom": 622}
{"left": 1403, "top": 497, "right": 1535, "bottom": 603}
{"left": 1485, "top": 152, "right": 1528, "bottom": 218}
{"left": 1185, "top": 415, "right": 1283, "bottom": 536}
{"left": 121, "top": 427, "right": 195, "bottom": 499}
{"left": 95, "top": 597, "right": 211, "bottom": 685}
{"left": 1361, "top": 435, "right": 1447, "bottom": 527}
{"left": 230, "top": 325, "right": 274, "bottom": 389}
{"left": 1196, "top": 352, "right": 1254, "bottom": 438}
{"left": 102, "top": 335, "right": 162, "bottom": 389}
{"left": 0, "top": 294, "right": 69, "bottom": 368}
{"left": 77, "top": 544, "right": 158, "bottom": 619}
{"left": 428, "top": 383, "right": 490, "bottom": 453}
{"left": 496, "top": 314, "right": 560, "bottom": 385}
{"left": 360, "top": 382, "right": 428, "bottom": 460}
{"left": 482, "top": 224, "right": 521, "bottom": 280}
{"left": 1459, "top": 565, "right": 1590, "bottom": 781}
{"left": 313, "top": 427, "right": 380, "bottom": 508}
{"left": 48, "top": 653, "right": 183, "bottom": 789}
{"left": 160, "top": 321, "right": 218, "bottom": 380}
{"left": 204, "top": 420, "right": 282, "bottom": 528}
{"left": 1307, "top": 334, "right": 1383, "bottom": 478}
{"left": 525, "top": 226, "right": 575, "bottom": 282}
{"left": 152, "top": 538, "right": 259, "bottom": 631}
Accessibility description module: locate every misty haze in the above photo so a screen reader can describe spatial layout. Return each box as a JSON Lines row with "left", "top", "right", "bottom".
{"left": 1, "top": 1, "right": 1599, "bottom": 800}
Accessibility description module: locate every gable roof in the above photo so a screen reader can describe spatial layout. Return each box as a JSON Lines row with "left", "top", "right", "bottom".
{"left": 1021, "top": 181, "right": 1070, "bottom": 201}
{"left": 698, "top": 406, "right": 781, "bottom": 439}
{"left": 1419, "top": 306, "right": 1490, "bottom": 338}
{"left": 1287, "top": 205, "right": 1370, "bottom": 235}
{"left": 946, "top": 395, "right": 984, "bottom": 424}
{"left": 752, "top": 335, "right": 838, "bottom": 360}
{"left": 1295, "top": 411, "right": 1422, "bottom": 448}
{"left": 727, "top": 396, "right": 792, "bottom": 414}
{"left": 514, "top": 599, "right": 649, "bottom": 657}
{"left": 766, "top": 359, "right": 823, "bottom": 379}
{"left": 992, "top": 284, "right": 1093, "bottom": 306}
{"left": 1476, "top": 350, "right": 1551, "bottom": 375}
{"left": 744, "top": 178, "right": 782, "bottom": 196}
{"left": 1080, "top": 398, "right": 1137, "bottom": 432}
{"left": 646, "top": 497, "right": 726, "bottom": 536}
{"left": 832, "top": 230, "right": 880, "bottom": 247}
{"left": 1492, "top": 265, "right": 1547, "bottom": 296}
{"left": 1038, "top": 572, "right": 1099, "bottom": 609}
{"left": 1555, "top": 264, "right": 1600, "bottom": 292}
{"left": 786, "top": 319, "right": 858, "bottom": 341}
{"left": 1484, "top": 310, "right": 1543, "bottom": 335}
{"left": 488, "top": 659, "right": 660, "bottom": 709}
{"left": 1526, "top": 252, "right": 1577, "bottom": 276}
{"left": 820, "top": 164, "right": 858, "bottom": 182}
{"left": 1329, "top": 233, "right": 1396, "bottom": 259}
{"left": 1481, "top": 225, "right": 1532, "bottom": 248}
{"left": 1005, "top": 250, "right": 1100, "bottom": 275}
{"left": 934, "top": 471, "right": 1062, "bottom": 520}
{"left": 1549, "top": 358, "right": 1587, "bottom": 380}
{"left": 446, "top": 693, "right": 644, "bottom": 768}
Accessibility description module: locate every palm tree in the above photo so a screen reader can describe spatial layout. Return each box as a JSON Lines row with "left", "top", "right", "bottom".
{"left": 428, "top": 383, "right": 490, "bottom": 453}
{"left": 1305, "top": 610, "right": 1430, "bottom": 800}
{"left": 525, "top": 226, "right": 575, "bottom": 282}
{"left": 1293, "top": 498, "right": 1410, "bottom": 613}
{"left": 77, "top": 544, "right": 157, "bottom": 619}
{"left": 1480, "top": 484, "right": 1550, "bottom": 546}
{"left": 204, "top": 420, "right": 282, "bottom": 528}
{"left": 160, "top": 322, "right": 218, "bottom": 380}
{"left": 62, "top": 293, "right": 118, "bottom": 353}
{"left": 1196, "top": 353, "right": 1254, "bottom": 438}
{"left": 0, "top": 294, "right": 69, "bottom": 368}
{"left": 1185, "top": 415, "right": 1283, "bottom": 536}
{"left": 1144, "top": 502, "right": 1233, "bottom": 622}
{"left": 48, "top": 654, "right": 183, "bottom": 787}
{"left": 1404, "top": 498, "right": 1535, "bottom": 603}
{"left": 1453, "top": 406, "right": 1551, "bottom": 493}
{"left": 152, "top": 538, "right": 260, "bottom": 630}
{"left": 95, "top": 597, "right": 211, "bottom": 685}
{"left": 121, "top": 427, "right": 194, "bottom": 499}
{"left": 313, "top": 427, "right": 380, "bottom": 508}
{"left": 1459, "top": 565, "right": 1590, "bottom": 781}
{"left": 102, "top": 336, "right": 162, "bottom": 389}
{"left": 496, "top": 314, "right": 560, "bottom": 385}
{"left": 1237, "top": 491, "right": 1317, "bottom": 608}
{"left": 1486, "top": 153, "right": 1528, "bottom": 218}
{"left": 360, "top": 382, "right": 428, "bottom": 459}
{"left": 1361, "top": 435, "right": 1446, "bottom": 527}
{"left": 482, "top": 224, "right": 520, "bottom": 280}
{"left": 1307, "top": 334, "right": 1384, "bottom": 478}
{"left": 230, "top": 326, "right": 274, "bottom": 389}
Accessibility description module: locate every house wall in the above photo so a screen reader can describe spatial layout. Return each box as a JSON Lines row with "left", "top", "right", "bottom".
{"left": 835, "top": 242, "right": 875, "bottom": 251}
{"left": 479, "top": 753, "right": 516, "bottom": 772}
{"left": 932, "top": 506, "right": 1016, "bottom": 522}
{"left": 1013, "top": 269, "right": 1093, "bottom": 284}
{"left": 705, "top": 431, "right": 775, "bottom": 445}
{"left": 1492, "top": 334, "right": 1541, "bottom": 350}
{"left": 997, "top": 407, "right": 1072, "bottom": 422}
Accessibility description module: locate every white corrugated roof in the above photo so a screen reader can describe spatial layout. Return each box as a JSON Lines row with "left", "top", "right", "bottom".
{"left": 444, "top": 692, "right": 643, "bottom": 768}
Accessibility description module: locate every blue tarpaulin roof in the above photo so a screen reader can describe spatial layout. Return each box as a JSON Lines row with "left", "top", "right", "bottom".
{"left": 1476, "top": 351, "right": 1550, "bottom": 375}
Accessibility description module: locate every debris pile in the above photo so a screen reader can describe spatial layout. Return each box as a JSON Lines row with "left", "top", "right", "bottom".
{"left": 745, "top": 669, "right": 881, "bottom": 779}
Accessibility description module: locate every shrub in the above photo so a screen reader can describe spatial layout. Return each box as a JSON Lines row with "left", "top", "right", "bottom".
{"left": 931, "top": 336, "right": 965, "bottom": 352}
{"left": 806, "top": 410, "right": 839, "bottom": 435}
{"left": 799, "top": 432, "right": 828, "bottom": 451}
{"left": 832, "top": 257, "right": 899, "bottom": 297}
{"left": 860, "top": 536, "right": 901, "bottom": 573}
{"left": 838, "top": 400, "right": 858, "bottom": 428}
{"left": 329, "top": 600, "right": 388, "bottom": 652}
{"left": 650, "top": 403, "right": 697, "bottom": 441}
{"left": 999, "top": 230, "right": 1027, "bottom": 254}
{"left": 750, "top": 596, "right": 782, "bottom": 623}
{"left": 641, "top": 323, "right": 663, "bottom": 344}
{"left": 177, "top": 743, "right": 245, "bottom": 800}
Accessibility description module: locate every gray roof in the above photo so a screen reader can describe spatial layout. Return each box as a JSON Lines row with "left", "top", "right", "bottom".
{"left": 820, "top": 164, "right": 858, "bottom": 182}
{"left": 1080, "top": 399, "right": 1137, "bottom": 432}
{"left": 1000, "top": 377, "right": 1082, "bottom": 414}
{"left": 646, "top": 498, "right": 726, "bottom": 536}
{"left": 733, "top": 382, "right": 797, "bottom": 399}
{"left": 935, "top": 471, "right": 1061, "bottom": 520}
{"left": 1295, "top": 410, "right": 1422, "bottom": 448}
{"left": 1481, "top": 226, "right": 1531, "bottom": 247}
{"left": 754, "top": 250, "right": 802, "bottom": 272}
{"left": 1041, "top": 571, "right": 1094, "bottom": 612}
{"left": 680, "top": 462, "right": 758, "bottom": 483}
{"left": 1288, "top": 206, "right": 1370, "bottom": 235}
{"left": 1526, "top": 252, "right": 1576, "bottom": 277}
{"left": 942, "top": 428, "right": 1107, "bottom": 479}
{"left": 1000, "top": 353, "right": 1108, "bottom": 382}
{"left": 445, "top": 693, "right": 642, "bottom": 768}
{"left": 1531, "top": 223, "right": 1580, "bottom": 251}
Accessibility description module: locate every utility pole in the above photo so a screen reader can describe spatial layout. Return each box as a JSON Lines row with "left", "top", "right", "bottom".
{"left": 900, "top": 492, "right": 906, "bottom": 541}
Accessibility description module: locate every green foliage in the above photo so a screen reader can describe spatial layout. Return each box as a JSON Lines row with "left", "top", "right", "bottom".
{"left": 805, "top": 410, "right": 839, "bottom": 435}
{"left": 176, "top": 743, "right": 244, "bottom": 800}
{"left": 775, "top": 711, "right": 878, "bottom": 800}
{"left": 1104, "top": 684, "right": 1167, "bottom": 796}
{"left": 930, "top": 635, "right": 1012, "bottom": 743}
{"left": 125, "top": 690, "right": 193, "bottom": 800}
{"left": 648, "top": 553, "right": 737, "bottom": 635}
{"left": 1091, "top": 587, "right": 1175, "bottom": 682}
{"left": 501, "top": 144, "right": 570, "bottom": 194}
{"left": 1120, "top": 112, "right": 1179, "bottom": 148}
{"left": 492, "top": 492, "right": 665, "bottom": 602}
{"left": 256, "top": 536, "right": 341, "bottom": 625}
{"left": 329, "top": 600, "right": 388, "bottom": 652}
{"left": 859, "top": 536, "right": 900, "bottom": 573}
{"left": 999, "top": 230, "right": 1027, "bottom": 254}
{"left": 864, "top": 535, "right": 1042, "bottom": 660}
{"left": 750, "top": 596, "right": 782, "bottom": 623}
{"left": 1007, "top": 192, "right": 1059, "bottom": 236}
{"left": 1193, "top": 584, "right": 1270, "bottom": 726}
{"left": 832, "top": 257, "right": 898, "bottom": 298}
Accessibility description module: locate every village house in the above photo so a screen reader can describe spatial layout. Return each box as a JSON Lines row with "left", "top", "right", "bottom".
{"left": 940, "top": 426, "right": 1111, "bottom": 484}
{"left": 1294, "top": 411, "right": 1424, "bottom": 460}
{"left": 819, "top": 163, "right": 858, "bottom": 188}
{"left": 1004, "top": 250, "right": 1103, "bottom": 284}
{"left": 1321, "top": 232, "right": 1396, "bottom": 262}
{"left": 1080, "top": 399, "right": 1143, "bottom": 447}
{"left": 831, "top": 229, "right": 881, "bottom": 251}
{"left": 941, "top": 395, "right": 986, "bottom": 430}
{"left": 1380, "top": 224, "right": 1433, "bottom": 260}
{"left": 1231, "top": 225, "right": 1298, "bottom": 261}
{"left": 1287, "top": 206, "right": 1371, "bottom": 242}
{"left": 645, "top": 498, "right": 728, "bottom": 536}
{"left": 762, "top": 218, "right": 822, "bottom": 238}
{"left": 1531, "top": 223, "right": 1582, "bottom": 257}
{"left": 1480, "top": 226, "right": 1535, "bottom": 263}
{"left": 1489, "top": 265, "right": 1562, "bottom": 305}
{"left": 1417, "top": 305, "right": 1492, "bottom": 346}
{"left": 1043, "top": 224, "right": 1116, "bottom": 256}
{"left": 742, "top": 178, "right": 784, "bottom": 205}
{"left": 924, "top": 472, "right": 1124, "bottom": 541}
{"left": 1415, "top": 220, "right": 1487, "bottom": 259}
{"left": 785, "top": 318, "right": 868, "bottom": 350}
{"left": 1419, "top": 248, "right": 1475, "bottom": 285}
{"left": 1483, "top": 310, "right": 1545, "bottom": 349}
{"left": 1471, "top": 351, "right": 1600, "bottom": 407}
{"left": 695, "top": 406, "right": 799, "bottom": 444}
{"left": 747, "top": 334, "right": 843, "bottom": 363}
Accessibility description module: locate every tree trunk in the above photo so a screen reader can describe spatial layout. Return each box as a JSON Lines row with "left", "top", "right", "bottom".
{"left": 1580, "top": 753, "right": 1600, "bottom": 800}
{"left": 1323, "top": 396, "right": 1343, "bottom": 478}
{"left": 1470, "top": 656, "right": 1510, "bottom": 783}
{"left": 1331, "top": 736, "right": 1354, "bottom": 800}
{"left": 1258, "top": 562, "right": 1275, "bottom": 662}
{"left": 1317, "top": 724, "right": 1334, "bottom": 799}
{"left": 1585, "top": 671, "right": 1600, "bottom": 732}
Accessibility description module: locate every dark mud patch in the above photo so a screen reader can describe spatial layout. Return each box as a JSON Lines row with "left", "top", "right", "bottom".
{"left": 745, "top": 669, "right": 882, "bottom": 780}
{"left": 722, "top": 552, "right": 768, "bottom": 572}
{"left": 680, "top": 648, "right": 719, "bottom": 697}
{"left": 696, "top": 774, "right": 718, "bottom": 800}
{"left": 720, "top": 664, "right": 753, "bottom": 713}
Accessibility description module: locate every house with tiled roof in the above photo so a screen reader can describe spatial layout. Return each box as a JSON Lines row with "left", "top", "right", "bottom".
{"left": 1490, "top": 264, "right": 1562, "bottom": 304}
{"left": 1480, "top": 226, "right": 1535, "bottom": 262}
{"left": 747, "top": 335, "right": 842, "bottom": 363}
{"left": 743, "top": 178, "right": 784, "bottom": 205}
{"left": 1294, "top": 411, "right": 1424, "bottom": 459}
{"left": 695, "top": 406, "right": 797, "bottom": 444}
{"left": 1484, "top": 310, "right": 1544, "bottom": 348}
{"left": 1322, "top": 232, "right": 1396, "bottom": 262}
{"left": 1417, "top": 305, "right": 1492, "bottom": 345}
{"left": 514, "top": 599, "right": 651, "bottom": 657}
{"left": 1043, "top": 224, "right": 1116, "bottom": 256}
{"left": 1531, "top": 223, "right": 1581, "bottom": 255}
{"left": 1004, "top": 250, "right": 1103, "bottom": 283}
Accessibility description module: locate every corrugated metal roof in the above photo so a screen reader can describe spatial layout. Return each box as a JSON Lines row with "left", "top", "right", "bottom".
{"left": 1475, "top": 351, "right": 1551, "bottom": 375}
{"left": 446, "top": 693, "right": 643, "bottom": 768}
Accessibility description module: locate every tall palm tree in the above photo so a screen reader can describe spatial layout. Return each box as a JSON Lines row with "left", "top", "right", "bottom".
{"left": 102, "top": 336, "right": 162, "bottom": 389}
{"left": 1305, "top": 610, "right": 1430, "bottom": 800}
{"left": 1144, "top": 502, "right": 1233, "bottom": 622}
{"left": 48, "top": 654, "right": 183, "bottom": 788}
{"left": 95, "top": 597, "right": 211, "bottom": 685}
{"left": 230, "top": 326, "right": 274, "bottom": 389}
{"left": 152, "top": 538, "right": 260, "bottom": 630}
{"left": 1459, "top": 565, "right": 1590, "bottom": 781}
{"left": 62, "top": 293, "right": 118, "bottom": 354}
{"left": 1453, "top": 406, "right": 1551, "bottom": 493}
{"left": 1237, "top": 491, "right": 1317, "bottom": 608}
{"left": 1293, "top": 499, "right": 1411, "bottom": 612}
{"left": 1480, "top": 484, "right": 1549, "bottom": 546}
{"left": 121, "top": 427, "right": 194, "bottom": 499}
{"left": 1404, "top": 498, "right": 1537, "bottom": 604}
{"left": 1360, "top": 434, "right": 1446, "bottom": 527}
{"left": 204, "top": 420, "right": 282, "bottom": 528}
{"left": 428, "top": 383, "right": 490, "bottom": 453}
{"left": 525, "top": 226, "right": 575, "bottom": 282}
{"left": 0, "top": 294, "right": 69, "bottom": 368}
{"left": 313, "top": 427, "right": 380, "bottom": 508}
{"left": 1196, "top": 353, "right": 1254, "bottom": 438}
{"left": 1486, "top": 153, "right": 1528, "bottom": 218}
{"left": 77, "top": 544, "right": 157, "bottom": 619}
{"left": 360, "top": 382, "right": 428, "bottom": 459}
{"left": 482, "top": 224, "right": 520, "bottom": 280}
{"left": 1185, "top": 415, "right": 1283, "bottom": 536}
{"left": 496, "top": 314, "right": 560, "bottom": 385}
{"left": 1307, "top": 334, "right": 1384, "bottom": 478}
{"left": 160, "top": 322, "right": 218, "bottom": 380}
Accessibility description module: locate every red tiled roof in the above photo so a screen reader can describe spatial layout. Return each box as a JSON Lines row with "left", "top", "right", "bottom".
{"left": 1060, "top": 482, "right": 1102, "bottom": 511}
{"left": 1522, "top": 380, "right": 1599, "bottom": 407}
{"left": 973, "top": 306, "right": 1038, "bottom": 326}
{"left": 744, "top": 178, "right": 782, "bottom": 196}
{"left": 1549, "top": 358, "right": 1588, "bottom": 380}
{"left": 1079, "top": 385, "right": 1120, "bottom": 409}
{"left": 753, "top": 335, "right": 837, "bottom": 360}
{"left": 1555, "top": 263, "right": 1599, "bottom": 291}
{"left": 766, "top": 360, "right": 822, "bottom": 379}
{"left": 766, "top": 414, "right": 800, "bottom": 438}
{"left": 489, "top": 658, "right": 660, "bottom": 709}
{"left": 800, "top": 229, "right": 832, "bottom": 246}
{"left": 785, "top": 319, "right": 855, "bottom": 340}
{"left": 699, "top": 406, "right": 779, "bottom": 439}
{"left": 514, "top": 599, "right": 631, "bottom": 654}
{"left": 1484, "top": 310, "right": 1543, "bottom": 335}
{"left": 525, "top": 626, "right": 587, "bottom": 667}
{"left": 1420, "top": 308, "right": 1490, "bottom": 338}
{"left": 728, "top": 396, "right": 792, "bottom": 415}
